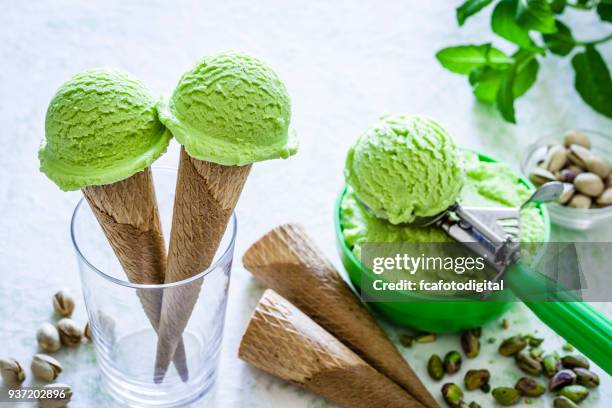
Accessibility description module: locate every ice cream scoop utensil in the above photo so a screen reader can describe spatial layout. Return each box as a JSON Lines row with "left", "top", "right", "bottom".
{"left": 420, "top": 183, "right": 611, "bottom": 374}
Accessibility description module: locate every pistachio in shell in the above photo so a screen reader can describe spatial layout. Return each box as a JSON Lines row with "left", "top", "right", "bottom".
{"left": 568, "top": 194, "right": 591, "bottom": 209}
{"left": 596, "top": 188, "right": 612, "bottom": 206}
{"left": 574, "top": 172, "right": 604, "bottom": 197}
{"left": 563, "top": 130, "right": 591, "bottom": 149}
{"left": 544, "top": 145, "right": 568, "bottom": 172}
{"left": 530, "top": 167, "right": 557, "bottom": 186}
{"left": 568, "top": 144, "right": 592, "bottom": 168}
{"left": 584, "top": 154, "right": 611, "bottom": 179}
{"left": 31, "top": 354, "right": 62, "bottom": 382}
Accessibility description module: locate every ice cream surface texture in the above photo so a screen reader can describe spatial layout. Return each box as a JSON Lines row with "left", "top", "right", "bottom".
{"left": 341, "top": 150, "right": 546, "bottom": 272}
{"left": 344, "top": 114, "right": 464, "bottom": 225}
{"left": 39, "top": 69, "right": 171, "bottom": 191}
{"left": 158, "top": 50, "right": 297, "bottom": 165}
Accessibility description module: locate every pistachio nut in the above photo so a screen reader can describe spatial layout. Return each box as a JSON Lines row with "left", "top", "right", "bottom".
{"left": 443, "top": 350, "right": 462, "bottom": 374}
{"left": 584, "top": 154, "right": 611, "bottom": 179}
{"left": 480, "top": 383, "right": 491, "bottom": 393}
{"left": 574, "top": 172, "right": 605, "bottom": 197}
{"left": 415, "top": 333, "right": 436, "bottom": 343}
{"left": 553, "top": 396, "right": 579, "bottom": 408}
{"left": 568, "top": 144, "right": 592, "bottom": 168}
{"left": 464, "top": 369, "right": 490, "bottom": 391}
{"left": 608, "top": 174, "right": 612, "bottom": 188}
{"left": 468, "top": 402, "right": 481, "bottom": 408}
{"left": 427, "top": 354, "right": 444, "bottom": 381}
{"left": 39, "top": 383, "right": 73, "bottom": 408}
{"left": 498, "top": 336, "right": 527, "bottom": 357}
{"left": 515, "top": 349, "right": 542, "bottom": 375}
{"left": 52, "top": 289, "right": 75, "bottom": 317}
{"left": 84, "top": 322, "right": 92, "bottom": 341}
{"left": 563, "top": 130, "right": 591, "bottom": 149}
{"left": 560, "top": 168, "right": 578, "bottom": 182}
{"left": 559, "top": 385, "right": 589, "bottom": 404}
{"left": 545, "top": 145, "right": 568, "bottom": 172}
{"left": 0, "top": 358, "right": 25, "bottom": 385}
{"left": 461, "top": 331, "right": 480, "bottom": 358}
{"left": 573, "top": 367, "right": 599, "bottom": 388}
{"left": 441, "top": 383, "right": 463, "bottom": 406}
{"left": 568, "top": 194, "right": 591, "bottom": 209}
{"left": 529, "top": 167, "right": 557, "bottom": 186}
{"left": 57, "top": 318, "right": 83, "bottom": 346}
{"left": 492, "top": 387, "right": 521, "bottom": 406}
{"left": 550, "top": 369, "right": 577, "bottom": 391}
{"left": 514, "top": 377, "right": 545, "bottom": 397}
{"left": 561, "top": 354, "right": 589, "bottom": 369}
{"left": 31, "top": 354, "right": 62, "bottom": 382}
{"left": 596, "top": 188, "right": 612, "bottom": 206}
{"left": 522, "top": 334, "right": 544, "bottom": 348}
{"left": 529, "top": 347, "right": 544, "bottom": 361}
{"left": 543, "top": 353, "right": 561, "bottom": 377}
{"left": 558, "top": 183, "right": 575, "bottom": 204}
{"left": 37, "top": 322, "right": 61, "bottom": 353}
{"left": 399, "top": 334, "right": 414, "bottom": 348}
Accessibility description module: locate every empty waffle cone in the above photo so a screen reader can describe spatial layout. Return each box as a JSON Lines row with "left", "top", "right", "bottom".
{"left": 82, "top": 167, "right": 188, "bottom": 381}
{"left": 154, "top": 147, "right": 251, "bottom": 382}
{"left": 242, "top": 224, "right": 438, "bottom": 408}
{"left": 239, "top": 289, "right": 423, "bottom": 408}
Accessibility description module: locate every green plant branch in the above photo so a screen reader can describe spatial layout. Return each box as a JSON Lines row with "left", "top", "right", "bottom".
{"left": 575, "top": 33, "right": 612, "bottom": 46}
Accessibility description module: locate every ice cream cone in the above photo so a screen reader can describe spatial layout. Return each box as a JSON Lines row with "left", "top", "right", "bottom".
{"left": 239, "top": 289, "right": 423, "bottom": 408}
{"left": 82, "top": 167, "right": 188, "bottom": 381}
{"left": 242, "top": 224, "right": 437, "bottom": 408}
{"left": 154, "top": 148, "right": 251, "bottom": 382}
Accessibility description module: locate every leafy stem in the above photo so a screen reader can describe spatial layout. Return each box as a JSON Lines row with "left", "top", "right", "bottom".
{"left": 575, "top": 32, "right": 612, "bottom": 46}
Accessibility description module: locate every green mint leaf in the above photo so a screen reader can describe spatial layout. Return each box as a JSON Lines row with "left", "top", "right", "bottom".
{"left": 517, "top": 0, "right": 557, "bottom": 33}
{"left": 597, "top": 3, "right": 612, "bottom": 22}
{"left": 456, "top": 0, "right": 494, "bottom": 26}
{"left": 542, "top": 20, "right": 575, "bottom": 56}
{"left": 512, "top": 52, "right": 539, "bottom": 97}
{"left": 491, "top": 0, "right": 540, "bottom": 50}
{"left": 496, "top": 63, "right": 518, "bottom": 123}
{"left": 436, "top": 44, "right": 513, "bottom": 75}
{"left": 550, "top": 0, "right": 566, "bottom": 14}
{"left": 470, "top": 67, "right": 505, "bottom": 103}
{"left": 572, "top": 46, "right": 612, "bottom": 118}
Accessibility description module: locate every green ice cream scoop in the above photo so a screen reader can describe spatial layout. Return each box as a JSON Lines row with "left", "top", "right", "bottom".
{"left": 158, "top": 50, "right": 297, "bottom": 165}
{"left": 39, "top": 69, "right": 171, "bottom": 191}
{"left": 344, "top": 114, "right": 464, "bottom": 225}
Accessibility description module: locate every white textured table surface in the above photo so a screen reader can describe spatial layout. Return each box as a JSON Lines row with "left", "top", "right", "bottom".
{"left": 1, "top": 1, "right": 611, "bottom": 407}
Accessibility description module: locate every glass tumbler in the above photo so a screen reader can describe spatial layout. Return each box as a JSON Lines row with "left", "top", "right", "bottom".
{"left": 71, "top": 167, "right": 235, "bottom": 407}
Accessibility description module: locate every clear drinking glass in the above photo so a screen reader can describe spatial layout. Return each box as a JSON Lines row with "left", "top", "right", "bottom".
{"left": 71, "top": 167, "right": 235, "bottom": 407}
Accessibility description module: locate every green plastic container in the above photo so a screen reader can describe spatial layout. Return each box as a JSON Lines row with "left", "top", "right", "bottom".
{"left": 334, "top": 152, "right": 551, "bottom": 333}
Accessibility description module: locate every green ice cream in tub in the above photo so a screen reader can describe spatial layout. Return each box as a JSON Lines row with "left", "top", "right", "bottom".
{"left": 336, "top": 114, "right": 546, "bottom": 332}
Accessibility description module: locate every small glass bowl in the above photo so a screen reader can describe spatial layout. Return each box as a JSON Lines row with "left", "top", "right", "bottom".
{"left": 520, "top": 130, "right": 612, "bottom": 230}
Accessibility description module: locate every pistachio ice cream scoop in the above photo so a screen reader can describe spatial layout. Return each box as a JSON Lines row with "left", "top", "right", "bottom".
{"left": 344, "top": 114, "right": 464, "bottom": 224}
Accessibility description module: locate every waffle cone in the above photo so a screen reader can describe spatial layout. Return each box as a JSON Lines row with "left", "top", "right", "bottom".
{"left": 242, "top": 224, "right": 437, "bottom": 407}
{"left": 82, "top": 167, "right": 188, "bottom": 381}
{"left": 239, "top": 289, "right": 423, "bottom": 408}
{"left": 155, "top": 147, "right": 251, "bottom": 382}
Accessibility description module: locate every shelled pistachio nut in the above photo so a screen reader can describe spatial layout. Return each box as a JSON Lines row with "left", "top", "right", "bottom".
{"left": 427, "top": 354, "right": 444, "bottom": 381}
{"left": 492, "top": 387, "right": 521, "bottom": 406}
{"left": 573, "top": 367, "right": 599, "bottom": 388}
{"left": 441, "top": 383, "right": 463, "bottom": 406}
{"left": 468, "top": 402, "right": 481, "bottom": 408}
{"left": 559, "top": 168, "right": 578, "bottom": 183}
{"left": 559, "top": 385, "right": 589, "bottom": 403}
{"left": 515, "top": 377, "right": 545, "bottom": 397}
{"left": 464, "top": 369, "right": 490, "bottom": 391}
{"left": 515, "top": 349, "right": 542, "bottom": 375}
{"left": 443, "top": 350, "right": 462, "bottom": 374}
{"left": 37, "top": 323, "right": 61, "bottom": 353}
{"left": 39, "top": 383, "right": 73, "bottom": 408}
{"left": 0, "top": 358, "right": 25, "bottom": 385}
{"left": 31, "top": 354, "right": 62, "bottom": 382}
{"left": 530, "top": 168, "right": 557, "bottom": 186}
{"left": 596, "top": 188, "right": 612, "bottom": 206}
{"left": 52, "top": 289, "right": 75, "bottom": 317}
{"left": 574, "top": 173, "right": 604, "bottom": 197}
{"left": 550, "top": 369, "right": 577, "bottom": 391}
{"left": 568, "top": 144, "right": 592, "bottom": 168}
{"left": 461, "top": 330, "right": 480, "bottom": 358}
{"left": 553, "top": 396, "right": 579, "bottom": 408}
{"left": 498, "top": 336, "right": 527, "bottom": 357}
{"left": 568, "top": 194, "right": 591, "bottom": 209}
{"left": 561, "top": 354, "right": 589, "bottom": 369}
{"left": 543, "top": 353, "right": 561, "bottom": 377}
{"left": 57, "top": 318, "right": 83, "bottom": 346}
{"left": 563, "top": 130, "right": 591, "bottom": 149}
